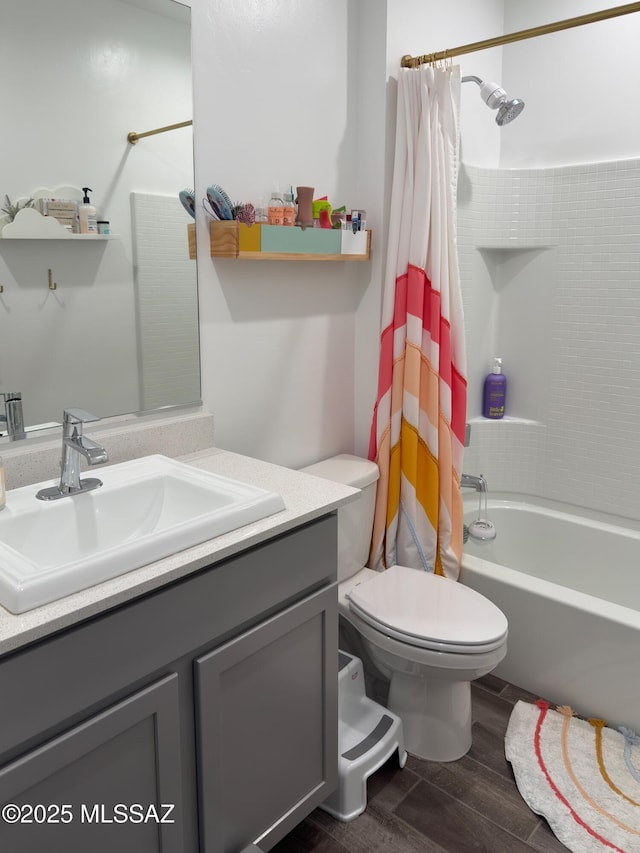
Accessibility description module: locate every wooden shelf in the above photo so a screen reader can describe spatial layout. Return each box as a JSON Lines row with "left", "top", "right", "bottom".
{"left": 202, "top": 221, "right": 371, "bottom": 261}
{"left": 233, "top": 249, "right": 371, "bottom": 261}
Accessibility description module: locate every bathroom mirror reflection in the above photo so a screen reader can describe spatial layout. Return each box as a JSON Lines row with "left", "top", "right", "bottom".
{"left": 0, "top": 0, "right": 199, "bottom": 441}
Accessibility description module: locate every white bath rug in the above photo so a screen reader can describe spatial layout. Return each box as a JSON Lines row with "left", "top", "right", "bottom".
{"left": 505, "top": 700, "right": 640, "bottom": 852}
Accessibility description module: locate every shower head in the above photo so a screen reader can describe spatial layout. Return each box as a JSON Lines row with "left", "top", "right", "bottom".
{"left": 461, "top": 75, "right": 525, "bottom": 126}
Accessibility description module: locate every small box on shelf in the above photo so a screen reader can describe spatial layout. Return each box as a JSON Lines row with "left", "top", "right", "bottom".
{"left": 340, "top": 229, "right": 370, "bottom": 256}
{"left": 210, "top": 221, "right": 239, "bottom": 257}
{"left": 206, "top": 221, "right": 261, "bottom": 257}
{"left": 238, "top": 223, "right": 261, "bottom": 253}
{"left": 261, "top": 224, "right": 341, "bottom": 255}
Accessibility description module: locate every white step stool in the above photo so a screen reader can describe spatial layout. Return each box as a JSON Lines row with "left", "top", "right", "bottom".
{"left": 320, "top": 650, "right": 407, "bottom": 822}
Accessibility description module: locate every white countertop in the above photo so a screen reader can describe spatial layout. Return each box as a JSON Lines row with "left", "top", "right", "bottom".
{"left": 0, "top": 448, "right": 358, "bottom": 656}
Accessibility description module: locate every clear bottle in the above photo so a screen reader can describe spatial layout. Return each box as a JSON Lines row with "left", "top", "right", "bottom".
{"left": 0, "top": 454, "right": 5, "bottom": 511}
{"left": 254, "top": 196, "right": 268, "bottom": 223}
{"left": 282, "top": 191, "right": 295, "bottom": 227}
{"left": 267, "top": 189, "right": 284, "bottom": 226}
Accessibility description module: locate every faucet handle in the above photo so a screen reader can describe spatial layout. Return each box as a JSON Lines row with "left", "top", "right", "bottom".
{"left": 63, "top": 408, "right": 100, "bottom": 425}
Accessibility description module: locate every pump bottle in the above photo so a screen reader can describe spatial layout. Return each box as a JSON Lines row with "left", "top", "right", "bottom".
{"left": 482, "top": 357, "right": 507, "bottom": 419}
{"left": 79, "top": 187, "right": 98, "bottom": 234}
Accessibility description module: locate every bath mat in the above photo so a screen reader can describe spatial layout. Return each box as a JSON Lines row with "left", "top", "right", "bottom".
{"left": 506, "top": 699, "right": 640, "bottom": 852}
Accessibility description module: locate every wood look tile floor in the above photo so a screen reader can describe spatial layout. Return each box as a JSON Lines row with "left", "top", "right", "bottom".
{"left": 272, "top": 675, "right": 569, "bottom": 853}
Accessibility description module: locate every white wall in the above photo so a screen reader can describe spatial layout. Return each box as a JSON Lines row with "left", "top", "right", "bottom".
{"left": 7, "top": 0, "right": 635, "bottom": 482}
{"left": 192, "top": 0, "right": 370, "bottom": 468}
{"left": 501, "top": 1, "right": 640, "bottom": 167}
{"left": 191, "top": 0, "right": 640, "bottom": 502}
{"left": 459, "top": 2, "right": 640, "bottom": 519}
{"left": 192, "top": 0, "right": 503, "bottom": 468}
{"left": 385, "top": 1, "right": 640, "bottom": 519}
{"left": 385, "top": 0, "right": 506, "bottom": 168}
{"left": 0, "top": 0, "right": 193, "bottom": 426}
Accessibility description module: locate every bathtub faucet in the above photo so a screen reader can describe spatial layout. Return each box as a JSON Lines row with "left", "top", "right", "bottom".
{"left": 461, "top": 474, "right": 486, "bottom": 544}
{"left": 461, "top": 473, "right": 488, "bottom": 492}
{"left": 461, "top": 473, "right": 496, "bottom": 544}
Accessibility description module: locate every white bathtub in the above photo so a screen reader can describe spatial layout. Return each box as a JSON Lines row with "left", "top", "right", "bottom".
{"left": 461, "top": 494, "right": 640, "bottom": 733}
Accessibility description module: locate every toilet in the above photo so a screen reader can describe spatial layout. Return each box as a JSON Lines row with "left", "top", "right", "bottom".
{"left": 302, "top": 454, "right": 508, "bottom": 762}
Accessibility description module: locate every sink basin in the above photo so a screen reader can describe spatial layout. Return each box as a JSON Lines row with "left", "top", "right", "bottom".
{"left": 0, "top": 455, "right": 285, "bottom": 614}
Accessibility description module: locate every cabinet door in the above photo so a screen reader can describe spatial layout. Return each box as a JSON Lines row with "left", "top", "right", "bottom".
{"left": 0, "top": 674, "right": 183, "bottom": 853}
{"left": 195, "top": 584, "right": 338, "bottom": 853}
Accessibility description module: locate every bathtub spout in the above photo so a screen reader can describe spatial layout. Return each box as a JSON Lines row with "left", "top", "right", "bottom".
{"left": 461, "top": 473, "right": 488, "bottom": 493}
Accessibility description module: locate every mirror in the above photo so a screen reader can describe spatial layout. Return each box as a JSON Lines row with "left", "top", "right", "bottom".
{"left": 0, "top": 0, "right": 199, "bottom": 442}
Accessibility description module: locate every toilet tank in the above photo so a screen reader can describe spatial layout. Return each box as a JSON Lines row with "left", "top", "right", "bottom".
{"left": 300, "top": 454, "right": 379, "bottom": 582}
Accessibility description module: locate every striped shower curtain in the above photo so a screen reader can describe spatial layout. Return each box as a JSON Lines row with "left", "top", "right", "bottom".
{"left": 368, "top": 65, "right": 467, "bottom": 580}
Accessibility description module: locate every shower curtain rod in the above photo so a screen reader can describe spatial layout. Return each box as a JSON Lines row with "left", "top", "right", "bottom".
{"left": 127, "top": 120, "right": 192, "bottom": 145}
{"left": 401, "top": 2, "right": 640, "bottom": 67}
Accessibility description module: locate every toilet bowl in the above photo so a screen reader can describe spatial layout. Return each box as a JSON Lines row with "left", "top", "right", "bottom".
{"left": 302, "top": 454, "right": 508, "bottom": 762}
{"left": 340, "top": 565, "right": 507, "bottom": 761}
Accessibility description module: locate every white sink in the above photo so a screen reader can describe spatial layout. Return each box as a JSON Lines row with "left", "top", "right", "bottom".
{"left": 0, "top": 455, "right": 285, "bottom": 614}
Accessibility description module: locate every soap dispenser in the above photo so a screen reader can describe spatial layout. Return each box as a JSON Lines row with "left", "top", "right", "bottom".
{"left": 482, "top": 357, "right": 507, "bottom": 419}
{"left": 79, "top": 187, "right": 98, "bottom": 234}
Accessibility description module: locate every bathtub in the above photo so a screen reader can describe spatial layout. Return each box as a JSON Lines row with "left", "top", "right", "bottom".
{"left": 461, "top": 494, "right": 640, "bottom": 733}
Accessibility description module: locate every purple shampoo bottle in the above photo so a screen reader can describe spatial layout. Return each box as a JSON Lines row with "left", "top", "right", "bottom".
{"left": 483, "top": 357, "right": 507, "bottom": 419}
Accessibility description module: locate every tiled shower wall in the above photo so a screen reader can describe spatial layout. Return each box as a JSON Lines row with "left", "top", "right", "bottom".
{"left": 132, "top": 193, "right": 200, "bottom": 412}
{"left": 459, "top": 158, "right": 640, "bottom": 521}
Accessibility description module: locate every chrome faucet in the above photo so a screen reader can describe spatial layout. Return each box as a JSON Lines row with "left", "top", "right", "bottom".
{"left": 461, "top": 473, "right": 488, "bottom": 492}
{"left": 0, "top": 391, "right": 26, "bottom": 441}
{"left": 36, "top": 409, "right": 108, "bottom": 501}
{"left": 461, "top": 474, "right": 485, "bottom": 542}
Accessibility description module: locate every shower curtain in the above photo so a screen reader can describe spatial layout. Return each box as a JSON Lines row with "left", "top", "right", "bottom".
{"left": 368, "top": 65, "right": 467, "bottom": 580}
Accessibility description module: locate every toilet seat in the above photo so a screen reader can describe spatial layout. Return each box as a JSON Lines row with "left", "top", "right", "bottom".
{"left": 347, "top": 564, "right": 508, "bottom": 654}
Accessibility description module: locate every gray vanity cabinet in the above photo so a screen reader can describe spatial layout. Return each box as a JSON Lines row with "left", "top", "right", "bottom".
{"left": 0, "top": 513, "right": 338, "bottom": 853}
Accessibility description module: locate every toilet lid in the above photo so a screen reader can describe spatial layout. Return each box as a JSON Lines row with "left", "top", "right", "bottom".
{"left": 347, "top": 564, "right": 508, "bottom": 653}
